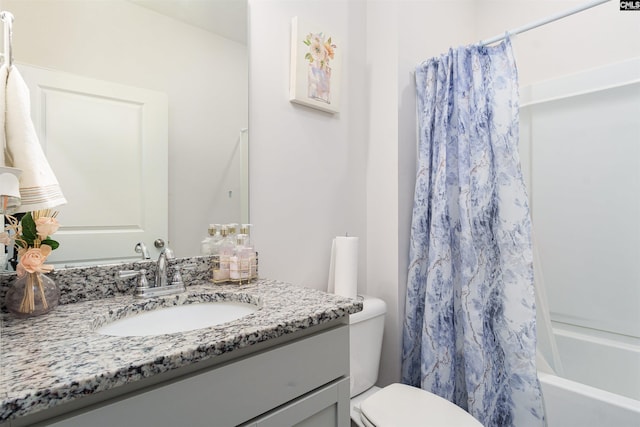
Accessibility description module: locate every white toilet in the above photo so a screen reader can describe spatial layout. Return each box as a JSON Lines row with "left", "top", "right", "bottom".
{"left": 349, "top": 295, "right": 483, "bottom": 427}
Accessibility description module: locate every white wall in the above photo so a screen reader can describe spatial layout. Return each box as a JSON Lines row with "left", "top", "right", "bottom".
{"left": 365, "top": 0, "right": 400, "bottom": 388}
{"left": 248, "top": 0, "right": 368, "bottom": 289}
{"left": 1, "top": 0, "right": 248, "bottom": 258}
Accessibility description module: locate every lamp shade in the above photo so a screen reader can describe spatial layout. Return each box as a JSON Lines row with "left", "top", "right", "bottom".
{"left": 0, "top": 166, "right": 22, "bottom": 214}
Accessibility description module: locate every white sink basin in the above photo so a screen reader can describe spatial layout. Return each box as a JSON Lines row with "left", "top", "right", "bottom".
{"left": 96, "top": 301, "right": 258, "bottom": 337}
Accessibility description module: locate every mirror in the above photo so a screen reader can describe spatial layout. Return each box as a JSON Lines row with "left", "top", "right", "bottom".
{"left": 1, "top": 0, "right": 248, "bottom": 265}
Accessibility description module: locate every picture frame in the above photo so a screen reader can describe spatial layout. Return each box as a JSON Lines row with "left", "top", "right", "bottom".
{"left": 289, "top": 16, "right": 341, "bottom": 114}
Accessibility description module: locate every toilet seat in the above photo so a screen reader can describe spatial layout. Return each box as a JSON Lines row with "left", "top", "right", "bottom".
{"left": 359, "top": 383, "right": 483, "bottom": 427}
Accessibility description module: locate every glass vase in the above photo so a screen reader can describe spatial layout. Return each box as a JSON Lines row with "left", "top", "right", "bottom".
{"left": 5, "top": 272, "right": 60, "bottom": 317}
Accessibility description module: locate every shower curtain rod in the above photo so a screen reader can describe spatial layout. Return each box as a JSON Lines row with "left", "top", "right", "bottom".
{"left": 480, "top": 0, "right": 611, "bottom": 46}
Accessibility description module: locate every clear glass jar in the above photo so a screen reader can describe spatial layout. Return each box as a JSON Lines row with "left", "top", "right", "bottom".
{"left": 5, "top": 272, "right": 60, "bottom": 317}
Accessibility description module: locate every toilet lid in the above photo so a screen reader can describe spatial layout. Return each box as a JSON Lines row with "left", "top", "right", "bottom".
{"left": 359, "top": 383, "right": 484, "bottom": 427}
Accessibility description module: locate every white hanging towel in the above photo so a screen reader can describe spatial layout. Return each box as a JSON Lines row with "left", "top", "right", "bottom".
{"left": 4, "top": 65, "right": 66, "bottom": 212}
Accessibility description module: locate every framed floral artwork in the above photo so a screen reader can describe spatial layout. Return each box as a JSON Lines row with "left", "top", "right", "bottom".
{"left": 289, "top": 17, "right": 341, "bottom": 114}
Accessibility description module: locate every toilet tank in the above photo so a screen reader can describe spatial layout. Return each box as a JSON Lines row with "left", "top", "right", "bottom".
{"left": 349, "top": 295, "right": 387, "bottom": 397}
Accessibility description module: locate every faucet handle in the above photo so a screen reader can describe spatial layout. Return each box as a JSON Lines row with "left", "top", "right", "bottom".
{"left": 171, "top": 270, "right": 184, "bottom": 287}
{"left": 170, "top": 263, "right": 197, "bottom": 288}
{"left": 117, "top": 269, "right": 150, "bottom": 289}
{"left": 117, "top": 269, "right": 138, "bottom": 280}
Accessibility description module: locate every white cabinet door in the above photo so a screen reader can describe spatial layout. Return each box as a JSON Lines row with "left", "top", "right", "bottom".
{"left": 19, "top": 64, "right": 168, "bottom": 266}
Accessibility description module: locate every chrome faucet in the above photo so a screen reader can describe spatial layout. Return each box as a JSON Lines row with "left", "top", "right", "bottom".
{"left": 117, "top": 245, "right": 186, "bottom": 298}
{"left": 154, "top": 246, "right": 174, "bottom": 288}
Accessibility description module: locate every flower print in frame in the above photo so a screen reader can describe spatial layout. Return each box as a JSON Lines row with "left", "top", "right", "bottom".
{"left": 290, "top": 17, "right": 341, "bottom": 113}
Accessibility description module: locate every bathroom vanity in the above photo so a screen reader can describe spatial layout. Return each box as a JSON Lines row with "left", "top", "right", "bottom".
{"left": 0, "top": 259, "right": 361, "bottom": 427}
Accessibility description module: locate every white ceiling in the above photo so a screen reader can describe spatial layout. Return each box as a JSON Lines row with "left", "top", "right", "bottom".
{"left": 129, "top": 0, "right": 247, "bottom": 45}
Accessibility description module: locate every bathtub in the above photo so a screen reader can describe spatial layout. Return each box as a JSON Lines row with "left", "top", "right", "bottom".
{"left": 538, "top": 324, "right": 640, "bottom": 427}
{"left": 539, "top": 372, "right": 640, "bottom": 427}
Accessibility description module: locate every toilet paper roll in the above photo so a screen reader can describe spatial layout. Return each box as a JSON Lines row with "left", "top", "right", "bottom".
{"left": 333, "top": 236, "right": 358, "bottom": 299}
{"left": 327, "top": 238, "right": 336, "bottom": 293}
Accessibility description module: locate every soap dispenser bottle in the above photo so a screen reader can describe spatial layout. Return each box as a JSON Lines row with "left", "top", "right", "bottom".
{"left": 213, "top": 226, "right": 234, "bottom": 282}
{"left": 232, "top": 233, "right": 252, "bottom": 281}
{"left": 200, "top": 224, "right": 220, "bottom": 255}
{"left": 240, "top": 224, "right": 254, "bottom": 249}
{"left": 240, "top": 224, "right": 257, "bottom": 279}
{"left": 229, "top": 233, "right": 241, "bottom": 281}
{"left": 227, "top": 223, "right": 238, "bottom": 244}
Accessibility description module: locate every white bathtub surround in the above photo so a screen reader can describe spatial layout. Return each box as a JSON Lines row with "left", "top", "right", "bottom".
{"left": 553, "top": 323, "right": 640, "bottom": 401}
{"left": 533, "top": 232, "right": 564, "bottom": 377}
{"left": 539, "top": 373, "right": 640, "bottom": 427}
{"left": 520, "top": 59, "right": 640, "bottom": 421}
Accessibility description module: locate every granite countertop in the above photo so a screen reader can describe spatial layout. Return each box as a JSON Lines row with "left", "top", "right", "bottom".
{"left": 0, "top": 273, "right": 362, "bottom": 423}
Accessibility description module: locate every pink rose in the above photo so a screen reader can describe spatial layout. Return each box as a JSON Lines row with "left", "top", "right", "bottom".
{"left": 35, "top": 217, "right": 60, "bottom": 240}
{"left": 0, "top": 232, "right": 11, "bottom": 245}
{"left": 18, "top": 246, "right": 53, "bottom": 275}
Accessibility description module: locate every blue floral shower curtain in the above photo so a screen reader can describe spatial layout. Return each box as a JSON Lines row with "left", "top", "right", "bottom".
{"left": 401, "top": 39, "right": 545, "bottom": 427}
